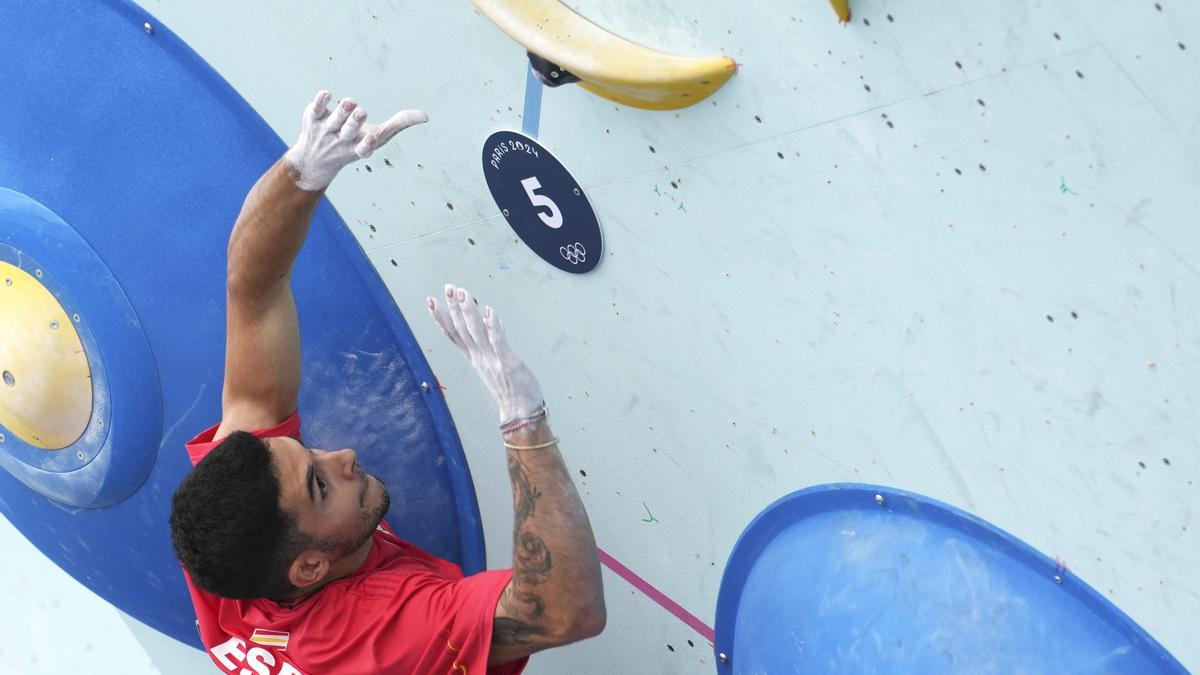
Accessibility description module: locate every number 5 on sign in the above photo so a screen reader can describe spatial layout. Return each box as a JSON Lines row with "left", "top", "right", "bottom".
{"left": 520, "top": 177, "right": 563, "bottom": 229}
{"left": 482, "top": 130, "right": 601, "bottom": 274}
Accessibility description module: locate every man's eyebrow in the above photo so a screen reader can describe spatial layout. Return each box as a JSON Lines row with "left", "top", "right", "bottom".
{"left": 306, "top": 457, "right": 316, "bottom": 504}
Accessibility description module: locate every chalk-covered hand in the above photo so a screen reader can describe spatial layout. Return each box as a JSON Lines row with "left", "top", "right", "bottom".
{"left": 284, "top": 90, "right": 428, "bottom": 191}
{"left": 428, "top": 284, "right": 545, "bottom": 425}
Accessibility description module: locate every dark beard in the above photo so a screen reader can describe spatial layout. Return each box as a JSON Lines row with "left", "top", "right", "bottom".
{"left": 372, "top": 478, "right": 391, "bottom": 530}
{"left": 321, "top": 476, "right": 390, "bottom": 557}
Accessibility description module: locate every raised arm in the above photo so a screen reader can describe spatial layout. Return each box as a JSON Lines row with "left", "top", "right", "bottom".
{"left": 214, "top": 91, "right": 427, "bottom": 439}
{"left": 428, "top": 285, "right": 606, "bottom": 665}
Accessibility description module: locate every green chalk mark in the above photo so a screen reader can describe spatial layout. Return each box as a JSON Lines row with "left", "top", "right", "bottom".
{"left": 641, "top": 502, "right": 659, "bottom": 523}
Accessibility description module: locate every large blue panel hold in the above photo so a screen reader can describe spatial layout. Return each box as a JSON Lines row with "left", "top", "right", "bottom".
{"left": 0, "top": 188, "right": 161, "bottom": 508}
{"left": 715, "top": 484, "right": 1186, "bottom": 674}
{"left": 0, "top": 0, "right": 484, "bottom": 647}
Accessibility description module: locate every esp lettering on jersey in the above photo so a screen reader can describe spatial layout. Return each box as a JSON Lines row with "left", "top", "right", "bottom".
{"left": 210, "top": 635, "right": 304, "bottom": 675}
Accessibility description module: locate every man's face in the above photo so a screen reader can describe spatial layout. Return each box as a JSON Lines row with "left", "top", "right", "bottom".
{"left": 267, "top": 436, "right": 390, "bottom": 558}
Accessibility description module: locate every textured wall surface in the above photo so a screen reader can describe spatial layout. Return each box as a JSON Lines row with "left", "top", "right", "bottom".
{"left": 13, "top": 0, "right": 1200, "bottom": 672}
{"left": 0, "top": 514, "right": 157, "bottom": 674}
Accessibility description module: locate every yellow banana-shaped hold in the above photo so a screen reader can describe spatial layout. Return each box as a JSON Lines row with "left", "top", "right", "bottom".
{"left": 471, "top": 0, "right": 737, "bottom": 111}
{"left": 828, "top": 0, "right": 851, "bottom": 23}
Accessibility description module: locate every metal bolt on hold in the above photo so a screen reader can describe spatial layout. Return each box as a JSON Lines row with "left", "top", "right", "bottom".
{"left": 874, "top": 494, "right": 885, "bottom": 506}
{"left": 718, "top": 653, "right": 728, "bottom": 663}
{"left": 144, "top": 22, "right": 154, "bottom": 34}
{"left": 0, "top": 433, "right": 5, "bottom": 443}
{"left": 502, "top": 208, "right": 510, "bottom": 217}
{"left": 421, "top": 382, "right": 430, "bottom": 392}
{"left": 4, "top": 278, "right": 10, "bottom": 286}
{"left": 49, "top": 320, "right": 59, "bottom": 330}
{"left": 72, "top": 313, "right": 81, "bottom": 323}
{"left": 573, "top": 187, "right": 581, "bottom": 196}
{"left": 97, "top": 419, "right": 104, "bottom": 428}
{"left": 1054, "top": 575, "right": 1063, "bottom": 584}
{"left": 34, "top": 268, "right": 43, "bottom": 278}
{"left": 76, "top": 451, "right": 85, "bottom": 460}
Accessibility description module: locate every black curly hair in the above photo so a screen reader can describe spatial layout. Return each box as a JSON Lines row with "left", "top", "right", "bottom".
{"left": 169, "top": 432, "right": 313, "bottom": 599}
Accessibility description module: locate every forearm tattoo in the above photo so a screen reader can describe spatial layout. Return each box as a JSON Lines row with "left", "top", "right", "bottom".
{"left": 509, "top": 452, "right": 541, "bottom": 524}
{"left": 493, "top": 616, "right": 549, "bottom": 646}
{"left": 515, "top": 532, "right": 552, "bottom": 585}
{"left": 503, "top": 452, "right": 553, "bottom": 626}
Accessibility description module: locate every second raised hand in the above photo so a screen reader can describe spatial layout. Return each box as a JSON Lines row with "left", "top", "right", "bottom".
{"left": 284, "top": 90, "right": 429, "bottom": 191}
{"left": 427, "top": 284, "right": 546, "bottom": 425}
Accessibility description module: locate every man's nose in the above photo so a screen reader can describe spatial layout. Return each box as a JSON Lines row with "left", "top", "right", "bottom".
{"left": 330, "top": 448, "right": 357, "bottom": 478}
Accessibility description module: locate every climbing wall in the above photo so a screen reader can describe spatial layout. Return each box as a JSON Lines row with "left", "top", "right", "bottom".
{"left": 13, "top": 0, "right": 1200, "bottom": 672}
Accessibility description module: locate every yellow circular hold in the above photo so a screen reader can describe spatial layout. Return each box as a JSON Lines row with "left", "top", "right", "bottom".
{"left": 0, "top": 261, "right": 92, "bottom": 450}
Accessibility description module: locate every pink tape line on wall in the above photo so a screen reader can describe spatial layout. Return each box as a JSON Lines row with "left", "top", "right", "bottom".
{"left": 597, "top": 546, "right": 716, "bottom": 644}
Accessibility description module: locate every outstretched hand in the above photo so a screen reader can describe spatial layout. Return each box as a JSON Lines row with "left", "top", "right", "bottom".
{"left": 428, "top": 284, "right": 545, "bottom": 425}
{"left": 284, "top": 90, "right": 428, "bottom": 191}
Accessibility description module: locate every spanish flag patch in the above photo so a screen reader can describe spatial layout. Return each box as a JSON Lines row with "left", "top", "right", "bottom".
{"left": 249, "top": 629, "right": 290, "bottom": 650}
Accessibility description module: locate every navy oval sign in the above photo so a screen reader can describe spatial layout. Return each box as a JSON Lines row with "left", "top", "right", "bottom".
{"left": 482, "top": 130, "right": 602, "bottom": 274}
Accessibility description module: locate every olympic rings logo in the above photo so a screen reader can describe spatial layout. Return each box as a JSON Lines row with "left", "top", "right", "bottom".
{"left": 559, "top": 243, "right": 586, "bottom": 265}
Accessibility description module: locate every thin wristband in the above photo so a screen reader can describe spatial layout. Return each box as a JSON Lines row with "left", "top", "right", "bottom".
{"left": 504, "top": 437, "right": 559, "bottom": 451}
{"left": 500, "top": 413, "right": 548, "bottom": 436}
{"left": 500, "top": 404, "right": 548, "bottom": 434}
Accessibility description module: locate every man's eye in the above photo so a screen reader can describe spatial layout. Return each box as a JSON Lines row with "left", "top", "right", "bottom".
{"left": 317, "top": 477, "right": 328, "bottom": 496}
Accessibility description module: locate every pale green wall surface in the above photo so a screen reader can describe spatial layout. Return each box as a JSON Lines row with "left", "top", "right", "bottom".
{"left": 35, "top": 0, "right": 1200, "bottom": 672}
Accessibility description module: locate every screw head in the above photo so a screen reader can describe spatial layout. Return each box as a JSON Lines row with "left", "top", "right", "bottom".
{"left": 97, "top": 419, "right": 104, "bottom": 428}
{"left": 573, "top": 187, "right": 581, "bottom": 196}
{"left": 73, "top": 313, "right": 81, "bottom": 322}
{"left": 3, "top": 278, "right": 10, "bottom": 286}
{"left": 144, "top": 22, "right": 154, "bottom": 34}
{"left": 421, "top": 382, "right": 430, "bottom": 392}
{"left": 1053, "top": 575, "right": 1063, "bottom": 584}
{"left": 502, "top": 208, "right": 510, "bottom": 217}
{"left": 0, "top": 433, "right": 5, "bottom": 442}
{"left": 874, "top": 494, "right": 885, "bottom": 506}
{"left": 34, "top": 268, "right": 43, "bottom": 278}
{"left": 76, "top": 451, "right": 85, "bottom": 460}
{"left": 718, "top": 652, "right": 728, "bottom": 663}
{"left": 49, "top": 320, "right": 59, "bottom": 330}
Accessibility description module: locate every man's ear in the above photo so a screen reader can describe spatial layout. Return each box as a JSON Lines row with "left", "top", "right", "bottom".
{"left": 288, "top": 550, "right": 331, "bottom": 589}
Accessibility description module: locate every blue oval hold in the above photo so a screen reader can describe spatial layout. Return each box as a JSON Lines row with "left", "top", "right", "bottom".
{"left": 0, "top": 0, "right": 484, "bottom": 647}
{"left": 0, "top": 188, "right": 160, "bottom": 508}
{"left": 715, "top": 484, "right": 1186, "bottom": 674}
